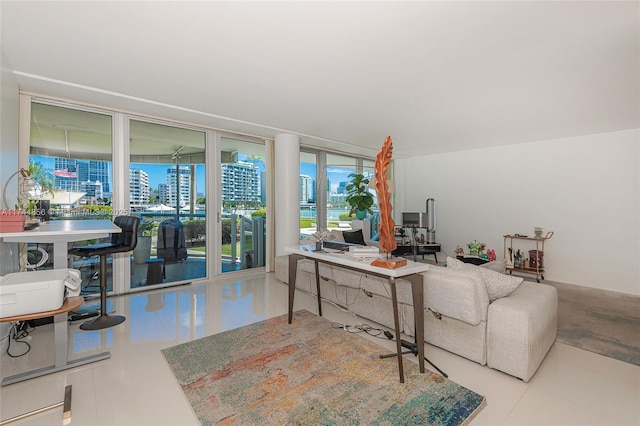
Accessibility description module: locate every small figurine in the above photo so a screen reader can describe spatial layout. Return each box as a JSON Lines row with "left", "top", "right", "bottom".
{"left": 487, "top": 249, "right": 496, "bottom": 261}
{"left": 514, "top": 249, "right": 523, "bottom": 267}
{"left": 454, "top": 245, "right": 464, "bottom": 256}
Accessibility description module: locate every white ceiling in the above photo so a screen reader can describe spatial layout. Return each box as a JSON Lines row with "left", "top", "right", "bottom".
{"left": 1, "top": 1, "right": 638, "bottom": 159}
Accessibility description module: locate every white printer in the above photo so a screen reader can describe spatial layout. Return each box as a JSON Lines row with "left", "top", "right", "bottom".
{"left": 0, "top": 269, "right": 81, "bottom": 318}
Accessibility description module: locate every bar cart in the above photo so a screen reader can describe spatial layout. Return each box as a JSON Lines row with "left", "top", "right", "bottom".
{"left": 503, "top": 231, "right": 553, "bottom": 282}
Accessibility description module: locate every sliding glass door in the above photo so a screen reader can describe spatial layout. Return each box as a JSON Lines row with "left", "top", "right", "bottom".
{"left": 219, "top": 137, "right": 266, "bottom": 274}
{"left": 26, "top": 100, "right": 213, "bottom": 296}
{"left": 29, "top": 101, "right": 114, "bottom": 297}
{"left": 129, "top": 119, "right": 207, "bottom": 288}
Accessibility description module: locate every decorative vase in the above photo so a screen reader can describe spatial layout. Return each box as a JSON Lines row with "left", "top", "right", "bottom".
{"left": 355, "top": 209, "right": 367, "bottom": 220}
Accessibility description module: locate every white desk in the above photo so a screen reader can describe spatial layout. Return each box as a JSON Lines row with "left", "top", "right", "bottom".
{"left": 0, "top": 220, "right": 121, "bottom": 269}
{"left": 0, "top": 296, "right": 111, "bottom": 386}
{"left": 284, "top": 245, "right": 429, "bottom": 383}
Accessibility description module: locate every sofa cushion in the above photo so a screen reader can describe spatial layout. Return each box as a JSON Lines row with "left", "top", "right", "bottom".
{"left": 424, "top": 265, "right": 489, "bottom": 325}
{"left": 447, "top": 256, "right": 523, "bottom": 302}
{"left": 342, "top": 229, "right": 366, "bottom": 245}
{"left": 480, "top": 259, "right": 507, "bottom": 273}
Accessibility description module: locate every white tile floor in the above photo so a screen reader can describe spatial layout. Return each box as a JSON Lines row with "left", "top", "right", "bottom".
{"left": 1, "top": 272, "right": 639, "bottom": 426}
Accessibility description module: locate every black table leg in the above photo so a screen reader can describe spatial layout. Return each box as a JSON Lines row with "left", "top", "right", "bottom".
{"left": 288, "top": 254, "right": 303, "bottom": 324}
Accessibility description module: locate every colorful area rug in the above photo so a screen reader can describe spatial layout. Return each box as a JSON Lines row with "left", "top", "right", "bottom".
{"left": 551, "top": 281, "right": 640, "bottom": 365}
{"left": 162, "top": 310, "right": 486, "bottom": 425}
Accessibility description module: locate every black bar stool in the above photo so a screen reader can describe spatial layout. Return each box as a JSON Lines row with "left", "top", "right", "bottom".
{"left": 69, "top": 216, "right": 139, "bottom": 330}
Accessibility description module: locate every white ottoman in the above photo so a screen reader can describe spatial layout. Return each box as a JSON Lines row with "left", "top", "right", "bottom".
{"left": 487, "top": 281, "right": 558, "bottom": 382}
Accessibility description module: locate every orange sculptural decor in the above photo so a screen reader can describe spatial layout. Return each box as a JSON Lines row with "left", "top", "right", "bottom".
{"left": 370, "top": 136, "right": 407, "bottom": 269}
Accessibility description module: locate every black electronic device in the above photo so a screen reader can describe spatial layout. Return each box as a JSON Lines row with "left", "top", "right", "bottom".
{"left": 402, "top": 212, "right": 428, "bottom": 228}
{"left": 322, "top": 240, "right": 358, "bottom": 251}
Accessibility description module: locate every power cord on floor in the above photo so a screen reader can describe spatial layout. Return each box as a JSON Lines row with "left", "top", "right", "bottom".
{"left": 330, "top": 321, "right": 386, "bottom": 339}
{"left": 6, "top": 321, "right": 32, "bottom": 358}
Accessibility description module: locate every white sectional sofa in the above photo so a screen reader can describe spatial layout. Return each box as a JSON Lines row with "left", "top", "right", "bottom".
{"left": 274, "top": 242, "right": 557, "bottom": 382}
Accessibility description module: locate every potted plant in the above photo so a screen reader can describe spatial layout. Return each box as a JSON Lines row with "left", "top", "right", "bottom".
{"left": 28, "top": 162, "right": 55, "bottom": 222}
{"left": 5, "top": 163, "right": 56, "bottom": 227}
{"left": 345, "top": 173, "right": 374, "bottom": 220}
{"left": 467, "top": 240, "right": 486, "bottom": 256}
{"left": 133, "top": 219, "right": 155, "bottom": 264}
{"left": 398, "top": 227, "right": 407, "bottom": 245}
{"left": 534, "top": 227, "right": 543, "bottom": 238}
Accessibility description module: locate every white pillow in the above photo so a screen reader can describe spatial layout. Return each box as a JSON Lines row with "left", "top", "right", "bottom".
{"left": 480, "top": 259, "right": 507, "bottom": 274}
{"left": 447, "top": 256, "right": 522, "bottom": 302}
{"left": 477, "top": 267, "right": 523, "bottom": 302}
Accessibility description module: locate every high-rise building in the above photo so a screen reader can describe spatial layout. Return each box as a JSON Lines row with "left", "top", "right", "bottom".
{"left": 79, "top": 181, "right": 103, "bottom": 201}
{"left": 54, "top": 157, "right": 111, "bottom": 197}
{"left": 158, "top": 183, "right": 169, "bottom": 204}
{"left": 309, "top": 178, "right": 317, "bottom": 203}
{"left": 260, "top": 171, "right": 267, "bottom": 203}
{"left": 166, "top": 166, "right": 191, "bottom": 207}
{"left": 221, "top": 161, "right": 259, "bottom": 202}
{"left": 129, "top": 168, "right": 150, "bottom": 205}
{"left": 299, "top": 174, "right": 311, "bottom": 203}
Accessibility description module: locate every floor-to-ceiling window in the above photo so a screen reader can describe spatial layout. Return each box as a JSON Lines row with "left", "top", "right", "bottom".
{"left": 29, "top": 102, "right": 114, "bottom": 297}
{"left": 325, "top": 153, "right": 357, "bottom": 230}
{"left": 299, "top": 151, "right": 317, "bottom": 237}
{"left": 27, "top": 102, "right": 212, "bottom": 295}
{"left": 219, "top": 137, "right": 266, "bottom": 274}
{"left": 298, "top": 150, "right": 380, "bottom": 239}
{"left": 129, "top": 119, "right": 207, "bottom": 288}
{"left": 23, "top": 97, "right": 270, "bottom": 297}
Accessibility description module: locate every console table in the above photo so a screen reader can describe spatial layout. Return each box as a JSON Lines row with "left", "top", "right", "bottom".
{"left": 1, "top": 296, "right": 111, "bottom": 386}
{"left": 284, "top": 245, "right": 429, "bottom": 383}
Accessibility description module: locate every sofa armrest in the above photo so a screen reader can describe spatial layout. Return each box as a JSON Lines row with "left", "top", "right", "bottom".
{"left": 487, "top": 281, "right": 557, "bottom": 382}
{"left": 424, "top": 265, "right": 490, "bottom": 325}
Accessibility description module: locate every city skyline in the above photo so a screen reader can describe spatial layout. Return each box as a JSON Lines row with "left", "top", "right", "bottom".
{"left": 32, "top": 155, "right": 207, "bottom": 198}
{"left": 31, "top": 155, "right": 368, "bottom": 204}
{"left": 300, "top": 162, "right": 373, "bottom": 194}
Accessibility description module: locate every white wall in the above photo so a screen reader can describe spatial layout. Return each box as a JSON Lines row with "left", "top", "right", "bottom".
{"left": 274, "top": 134, "right": 300, "bottom": 257}
{"left": 1, "top": 47, "right": 19, "bottom": 275}
{"left": 0, "top": 46, "right": 20, "bottom": 350}
{"left": 396, "top": 129, "right": 640, "bottom": 295}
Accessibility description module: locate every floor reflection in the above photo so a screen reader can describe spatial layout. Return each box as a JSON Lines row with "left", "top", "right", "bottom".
{"left": 66, "top": 277, "right": 271, "bottom": 358}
